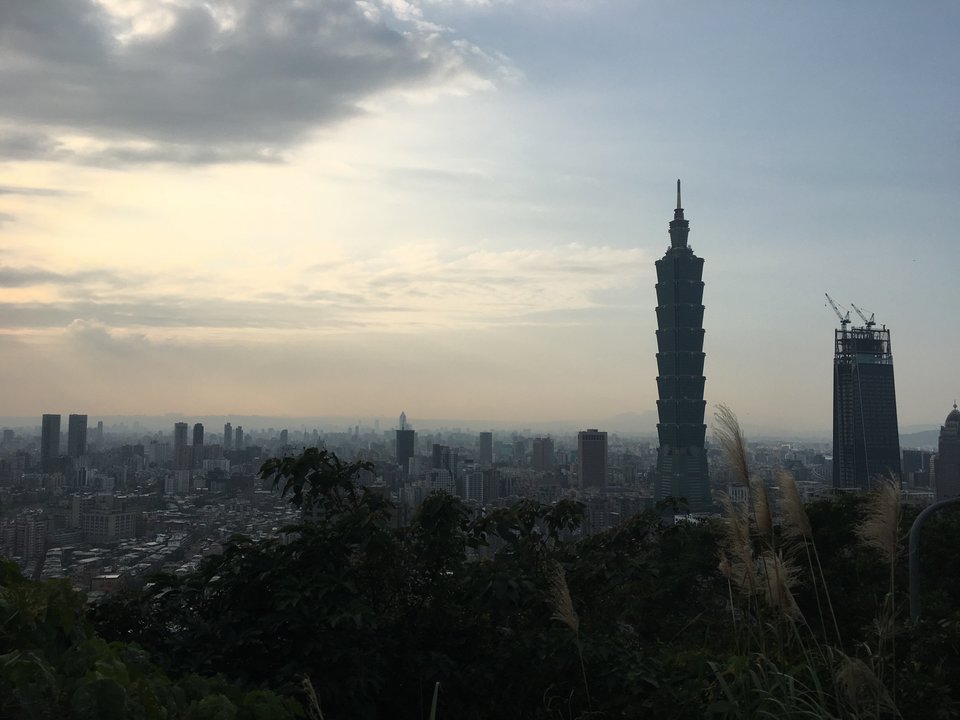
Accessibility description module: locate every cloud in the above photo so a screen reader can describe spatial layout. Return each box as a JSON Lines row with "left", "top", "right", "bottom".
{"left": 0, "top": 131, "right": 68, "bottom": 162}
{"left": 0, "top": 184, "right": 70, "bottom": 197}
{"left": 0, "top": 0, "right": 509, "bottom": 165}
{"left": 0, "top": 266, "right": 123, "bottom": 288}
{"left": 0, "top": 213, "right": 15, "bottom": 227}
{"left": 65, "top": 318, "right": 150, "bottom": 355}
{"left": 0, "top": 242, "right": 648, "bottom": 336}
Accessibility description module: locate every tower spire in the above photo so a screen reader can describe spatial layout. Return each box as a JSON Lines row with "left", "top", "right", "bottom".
{"left": 669, "top": 179, "right": 689, "bottom": 247}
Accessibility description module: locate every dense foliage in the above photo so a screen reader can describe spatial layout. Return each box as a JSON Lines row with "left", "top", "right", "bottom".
{"left": 6, "top": 445, "right": 960, "bottom": 718}
{"left": 0, "top": 556, "right": 301, "bottom": 719}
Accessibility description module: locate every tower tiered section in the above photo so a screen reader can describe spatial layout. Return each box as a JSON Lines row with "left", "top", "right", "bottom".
{"left": 654, "top": 181, "right": 710, "bottom": 511}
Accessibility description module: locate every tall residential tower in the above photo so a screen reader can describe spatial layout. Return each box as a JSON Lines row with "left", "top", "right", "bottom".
{"left": 654, "top": 181, "right": 710, "bottom": 512}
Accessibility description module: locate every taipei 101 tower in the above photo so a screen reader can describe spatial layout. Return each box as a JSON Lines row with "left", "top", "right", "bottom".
{"left": 654, "top": 181, "right": 710, "bottom": 512}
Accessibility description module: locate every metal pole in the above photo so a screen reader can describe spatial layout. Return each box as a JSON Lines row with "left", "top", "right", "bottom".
{"left": 909, "top": 496, "right": 960, "bottom": 621}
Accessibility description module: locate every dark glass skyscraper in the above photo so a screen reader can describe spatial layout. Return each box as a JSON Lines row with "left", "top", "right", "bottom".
{"left": 67, "top": 414, "right": 87, "bottom": 459}
{"left": 577, "top": 429, "right": 608, "bottom": 491}
{"left": 654, "top": 182, "right": 710, "bottom": 511}
{"left": 397, "top": 411, "right": 415, "bottom": 477}
{"left": 832, "top": 324, "right": 901, "bottom": 489}
{"left": 40, "top": 413, "right": 61, "bottom": 474}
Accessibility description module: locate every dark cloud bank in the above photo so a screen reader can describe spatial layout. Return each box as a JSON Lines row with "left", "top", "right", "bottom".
{"left": 0, "top": 0, "right": 500, "bottom": 165}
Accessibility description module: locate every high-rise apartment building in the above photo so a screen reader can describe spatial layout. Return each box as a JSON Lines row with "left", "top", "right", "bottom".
{"left": 40, "top": 414, "right": 61, "bottom": 473}
{"left": 193, "top": 423, "right": 204, "bottom": 447}
{"left": 935, "top": 403, "right": 960, "bottom": 500}
{"left": 224, "top": 422, "right": 233, "bottom": 450}
{"left": 832, "top": 323, "right": 901, "bottom": 490}
{"left": 67, "top": 414, "right": 88, "bottom": 459}
{"left": 235, "top": 426, "right": 244, "bottom": 450}
{"left": 478, "top": 432, "right": 493, "bottom": 469}
{"left": 532, "top": 437, "right": 554, "bottom": 472}
{"left": 654, "top": 182, "right": 710, "bottom": 511}
{"left": 578, "top": 429, "right": 607, "bottom": 490}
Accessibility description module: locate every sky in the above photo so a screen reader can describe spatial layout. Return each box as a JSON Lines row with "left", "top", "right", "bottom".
{"left": 0, "top": 0, "right": 958, "bottom": 436}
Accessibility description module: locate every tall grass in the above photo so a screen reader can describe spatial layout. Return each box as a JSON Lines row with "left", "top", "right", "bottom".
{"left": 711, "top": 405, "right": 901, "bottom": 719}
{"left": 548, "top": 560, "right": 591, "bottom": 709}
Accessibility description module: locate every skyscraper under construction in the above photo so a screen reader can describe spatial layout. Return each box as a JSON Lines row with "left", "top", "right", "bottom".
{"left": 654, "top": 181, "right": 710, "bottom": 511}
{"left": 831, "top": 315, "right": 902, "bottom": 490}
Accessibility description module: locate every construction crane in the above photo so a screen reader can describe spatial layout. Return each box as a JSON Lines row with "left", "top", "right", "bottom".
{"left": 824, "top": 293, "right": 851, "bottom": 328}
{"left": 850, "top": 302, "right": 876, "bottom": 328}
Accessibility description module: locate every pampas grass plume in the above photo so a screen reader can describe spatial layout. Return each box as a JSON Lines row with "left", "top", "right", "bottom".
{"left": 777, "top": 470, "right": 811, "bottom": 543}
{"left": 856, "top": 477, "right": 901, "bottom": 564}
{"left": 548, "top": 561, "right": 580, "bottom": 636}
{"left": 714, "top": 404, "right": 750, "bottom": 486}
{"left": 759, "top": 550, "right": 802, "bottom": 620}
{"left": 750, "top": 476, "right": 772, "bottom": 538}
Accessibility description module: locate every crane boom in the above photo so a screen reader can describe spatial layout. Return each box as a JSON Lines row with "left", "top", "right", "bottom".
{"left": 850, "top": 302, "right": 875, "bottom": 328}
{"left": 824, "top": 293, "right": 850, "bottom": 327}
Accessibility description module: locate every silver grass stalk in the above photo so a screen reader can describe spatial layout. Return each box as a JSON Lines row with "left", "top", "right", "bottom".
{"left": 547, "top": 561, "right": 591, "bottom": 707}
{"left": 301, "top": 676, "right": 325, "bottom": 720}
{"left": 750, "top": 475, "right": 773, "bottom": 538}
{"left": 856, "top": 477, "right": 901, "bottom": 565}
{"left": 778, "top": 469, "right": 843, "bottom": 645}
{"left": 777, "top": 470, "right": 811, "bottom": 543}
{"left": 759, "top": 549, "right": 802, "bottom": 621}
{"left": 548, "top": 561, "right": 580, "bottom": 635}
{"left": 836, "top": 655, "right": 898, "bottom": 716}
{"left": 716, "top": 490, "right": 756, "bottom": 596}
{"left": 714, "top": 404, "right": 750, "bottom": 486}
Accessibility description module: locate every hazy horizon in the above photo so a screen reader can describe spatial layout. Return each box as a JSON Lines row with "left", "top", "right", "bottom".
{"left": 2, "top": 1, "right": 957, "bottom": 433}
{"left": 0, "top": 411, "right": 947, "bottom": 447}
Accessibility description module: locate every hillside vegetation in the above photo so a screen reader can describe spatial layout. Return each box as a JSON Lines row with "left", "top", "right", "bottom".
{"left": 5, "top": 433, "right": 960, "bottom": 718}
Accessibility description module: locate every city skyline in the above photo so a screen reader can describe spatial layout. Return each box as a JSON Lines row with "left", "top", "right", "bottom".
{"left": 1, "top": 1, "right": 958, "bottom": 432}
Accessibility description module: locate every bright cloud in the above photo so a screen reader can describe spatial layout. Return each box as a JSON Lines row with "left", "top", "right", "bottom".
{"left": 0, "top": 242, "right": 648, "bottom": 338}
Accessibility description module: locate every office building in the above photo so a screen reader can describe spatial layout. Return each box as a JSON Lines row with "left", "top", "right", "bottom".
{"left": 935, "top": 403, "right": 960, "bottom": 500}
{"left": 173, "top": 422, "right": 191, "bottom": 475}
{"left": 235, "top": 426, "right": 244, "bottom": 450}
{"left": 479, "top": 432, "right": 493, "bottom": 469}
{"left": 654, "top": 182, "right": 711, "bottom": 511}
{"left": 193, "top": 423, "right": 204, "bottom": 447}
{"left": 432, "top": 444, "right": 451, "bottom": 471}
{"left": 224, "top": 422, "right": 233, "bottom": 450}
{"left": 174, "top": 422, "right": 188, "bottom": 451}
{"left": 67, "top": 414, "right": 88, "bottom": 458}
{"left": 396, "top": 413, "right": 415, "bottom": 476}
{"left": 902, "top": 449, "right": 933, "bottom": 488}
{"left": 532, "top": 437, "right": 554, "bottom": 472}
{"left": 578, "top": 429, "right": 608, "bottom": 490}
{"left": 832, "top": 322, "right": 901, "bottom": 490}
{"left": 40, "top": 414, "right": 61, "bottom": 473}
